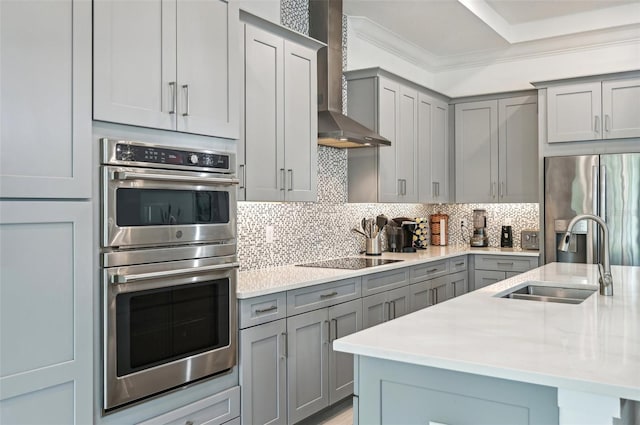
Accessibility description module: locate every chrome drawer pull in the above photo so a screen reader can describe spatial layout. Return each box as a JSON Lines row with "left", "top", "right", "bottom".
{"left": 497, "top": 262, "right": 514, "bottom": 266}
{"left": 255, "top": 305, "right": 277, "bottom": 313}
{"left": 320, "top": 291, "right": 338, "bottom": 298}
{"left": 427, "top": 268, "right": 438, "bottom": 272}
{"left": 455, "top": 262, "right": 464, "bottom": 266}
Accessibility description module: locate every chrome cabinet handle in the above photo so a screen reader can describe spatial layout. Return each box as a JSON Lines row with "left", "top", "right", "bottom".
{"left": 435, "top": 181, "right": 439, "bottom": 197}
{"left": 185, "top": 421, "right": 194, "bottom": 425}
{"left": 433, "top": 289, "right": 438, "bottom": 305}
{"left": 594, "top": 115, "right": 600, "bottom": 134}
{"left": 113, "top": 171, "right": 239, "bottom": 185}
{"left": 398, "top": 180, "right": 402, "bottom": 196}
{"left": 280, "top": 332, "right": 287, "bottom": 359}
{"left": 280, "top": 168, "right": 285, "bottom": 191}
{"left": 500, "top": 181, "right": 504, "bottom": 198}
{"left": 491, "top": 181, "right": 496, "bottom": 198}
{"left": 238, "top": 164, "right": 245, "bottom": 189}
{"left": 497, "top": 261, "right": 514, "bottom": 266}
{"left": 455, "top": 262, "right": 464, "bottom": 266}
{"left": 182, "top": 84, "right": 190, "bottom": 116}
{"left": 324, "top": 320, "right": 330, "bottom": 345}
{"left": 604, "top": 114, "right": 611, "bottom": 133}
{"left": 168, "top": 82, "right": 176, "bottom": 114}
{"left": 432, "top": 182, "right": 437, "bottom": 198}
{"left": 427, "top": 268, "right": 438, "bottom": 273}
{"left": 111, "top": 262, "right": 240, "bottom": 284}
{"left": 255, "top": 305, "right": 277, "bottom": 313}
{"left": 331, "top": 318, "right": 338, "bottom": 341}
{"left": 391, "top": 300, "right": 396, "bottom": 319}
{"left": 384, "top": 301, "right": 390, "bottom": 321}
{"left": 320, "top": 291, "right": 338, "bottom": 299}
{"left": 288, "top": 169, "right": 293, "bottom": 191}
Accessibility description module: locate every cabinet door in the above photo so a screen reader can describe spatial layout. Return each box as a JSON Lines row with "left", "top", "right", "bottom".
{"left": 283, "top": 40, "right": 317, "bottom": 202}
{"left": 328, "top": 300, "right": 362, "bottom": 405}
{"left": 397, "top": 86, "right": 419, "bottom": 202}
{"left": 287, "top": 309, "right": 329, "bottom": 423}
{"left": 430, "top": 276, "right": 449, "bottom": 305}
{"left": 239, "top": 320, "right": 286, "bottom": 425}
{"left": 244, "top": 24, "right": 285, "bottom": 201}
{"left": 387, "top": 286, "right": 412, "bottom": 319}
{"left": 418, "top": 94, "right": 448, "bottom": 203}
{"left": 377, "top": 77, "right": 401, "bottom": 202}
{"left": 93, "top": 0, "right": 176, "bottom": 131}
{"left": 455, "top": 100, "right": 498, "bottom": 203}
{"left": 474, "top": 270, "right": 506, "bottom": 290}
{"left": 448, "top": 270, "right": 468, "bottom": 299}
{"left": 498, "top": 95, "right": 538, "bottom": 203}
{"left": 410, "top": 281, "right": 431, "bottom": 312}
{"left": 176, "top": 0, "right": 239, "bottom": 138}
{"left": 547, "top": 82, "right": 602, "bottom": 143}
{"left": 602, "top": 78, "right": 640, "bottom": 139}
{"left": 1, "top": 0, "right": 91, "bottom": 198}
{"left": 0, "top": 202, "right": 92, "bottom": 424}
{"left": 362, "top": 292, "right": 388, "bottom": 329}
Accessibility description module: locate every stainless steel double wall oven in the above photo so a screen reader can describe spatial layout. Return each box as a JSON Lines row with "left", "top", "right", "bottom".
{"left": 100, "top": 138, "right": 239, "bottom": 411}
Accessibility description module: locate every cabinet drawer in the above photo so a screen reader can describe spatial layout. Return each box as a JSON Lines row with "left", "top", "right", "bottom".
{"left": 474, "top": 270, "right": 506, "bottom": 290}
{"left": 362, "top": 268, "right": 410, "bottom": 296}
{"left": 239, "top": 293, "right": 287, "bottom": 329}
{"left": 137, "top": 386, "right": 239, "bottom": 425}
{"left": 287, "top": 277, "right": 362, "bottom": 316}
{"left": 474, "top": 255, "right": 538, "bottom": 272}
{"left": 449, "top": 256, "right": 468, "bottom": 273}
{"left": 410, "top": 260, "right": 449, "bottom": 283}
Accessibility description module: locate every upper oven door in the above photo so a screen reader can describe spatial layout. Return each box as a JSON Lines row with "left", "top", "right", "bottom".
{"left": 102, "top": 166, "right": 238, "bottom": 248}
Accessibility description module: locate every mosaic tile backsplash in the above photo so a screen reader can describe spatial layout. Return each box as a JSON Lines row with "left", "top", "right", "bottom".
{"left": 238, "top": 145, "right": 539, "bottom": 271}
{"left": 237, "top": 0, "right": 539, "bottom": 271}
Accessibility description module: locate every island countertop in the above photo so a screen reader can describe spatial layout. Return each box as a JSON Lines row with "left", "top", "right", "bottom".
{"left": 333, "top": 262, "right": 640, "bottom": 401}
{"left": 237, "top": 245, "right": 538, "bottom": 299}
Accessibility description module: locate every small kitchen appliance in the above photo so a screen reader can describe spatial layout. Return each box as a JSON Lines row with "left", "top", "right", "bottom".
{"left": 470, "top": 209, "right": 489, "bottom": 247}
{"left": 501, "top": 225, "right": 513, "bottom": 248}
{"left": 401, "top": 221, "right": 417, "bottom": 252}
{"left": 429, "top": 213, "right": 449, "bottom": 246}
{"left": 521, "top": 229, "right": 540, "bottom": 250}
{"left": 386, "top": 225, "right": 403, "bottom": 252}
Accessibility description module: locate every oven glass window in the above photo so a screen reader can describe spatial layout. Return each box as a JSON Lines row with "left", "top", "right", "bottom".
{"left": 116, "top": 189, "right": 229, "bottom": 226}
{"left": 115, "top": 279, "right": 230, "bottom": 376}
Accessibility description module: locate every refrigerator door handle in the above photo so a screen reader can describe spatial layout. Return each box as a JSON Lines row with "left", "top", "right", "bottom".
{"left": 600, "top": 165, "right": 606, "bottom": 221}
{"left": 588, "top": 165, "right": 600, "bottom": 264}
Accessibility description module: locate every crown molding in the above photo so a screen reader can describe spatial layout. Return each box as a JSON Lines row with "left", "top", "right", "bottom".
{"left": 346, "top": 15, "right": 640, "bottom": 73}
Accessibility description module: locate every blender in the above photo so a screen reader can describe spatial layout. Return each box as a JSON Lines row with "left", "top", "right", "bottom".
{"left": 470, "top": 209, "right": 489, "bottom": 247}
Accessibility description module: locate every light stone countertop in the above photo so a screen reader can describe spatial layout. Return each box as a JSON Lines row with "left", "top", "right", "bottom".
{"left": 333, "top": 262, "right": 640, "bottom": 401}
{"left": 237, "top": 245, "right": 539, "bottom": 299}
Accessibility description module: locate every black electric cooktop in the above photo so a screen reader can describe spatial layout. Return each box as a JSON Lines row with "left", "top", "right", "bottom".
{"left": 296, "top": 257, "right": 403, "bottom": 270}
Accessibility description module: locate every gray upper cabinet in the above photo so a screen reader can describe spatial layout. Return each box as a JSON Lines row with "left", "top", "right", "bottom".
{"left": 240, "top": 14, "right": 321, "bottom": 202}
{"left": 94, "top": 0, "right": 239, "bottom": 139}
{"left": 418, "top": 94, "right": 450, "bottom": 203}
{"left": 0, "top": 0, "right": 91, "bottom": 198}
{"left": 547, "top": 77, "right": 640, "bottom": 143}
{"left": 455, "top": 95, "right": 538, "bottom": 203}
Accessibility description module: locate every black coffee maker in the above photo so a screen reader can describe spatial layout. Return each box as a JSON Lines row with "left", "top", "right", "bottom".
{"left": 501, "top": 225, "right": 513, "bottom": 248}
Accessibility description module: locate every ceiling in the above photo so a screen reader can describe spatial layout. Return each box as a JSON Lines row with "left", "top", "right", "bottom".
{"left": 343, "top": 0, "right": 640, "bottom": 59}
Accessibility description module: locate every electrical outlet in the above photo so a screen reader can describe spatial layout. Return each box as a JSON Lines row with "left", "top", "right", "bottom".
{"left": 265, "top": 225, "right": 274, "bottom": 243}
{"left": 461, "top": 219, "right": 468, "bottom": 228}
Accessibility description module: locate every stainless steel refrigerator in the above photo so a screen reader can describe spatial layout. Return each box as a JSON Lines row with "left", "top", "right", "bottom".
{"left": 544, "top": 153, "right": 640, "bottom": 266}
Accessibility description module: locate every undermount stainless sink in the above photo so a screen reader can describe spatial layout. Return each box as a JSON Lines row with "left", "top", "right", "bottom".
{"left": 500, "top": 281, "right": 597, "bottom": 305}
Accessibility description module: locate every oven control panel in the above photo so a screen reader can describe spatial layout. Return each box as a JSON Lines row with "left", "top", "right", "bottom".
{"left": 102, "top": 139, "right": 235, "bottom": 173}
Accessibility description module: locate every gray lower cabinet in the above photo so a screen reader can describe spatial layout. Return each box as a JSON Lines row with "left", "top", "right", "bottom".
{"left": 0, "top": 201, "right": 93, "bottom": 424}
{"left": 473, "top": 255, "right": 539, "bottom": 290}
{"left": 358, "top": 356, "right": 558, "bottom": 425}
{"left": 239, "top": 319, "right": 287, "bottom": 425}
{"left": 287, "top": 299, "right": 362, "bottom": 424}
{"left": 409, "top": 276, "right": 448, "bottom": 312}
{"left": 362, "top": 285, "right": 411, "bottom": 329}
{"left": 448, "top": 270, "right": 469, "bottom": 298}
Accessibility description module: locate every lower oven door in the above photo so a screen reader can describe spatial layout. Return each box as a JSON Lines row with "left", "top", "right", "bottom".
{"left": 102, "top": 165, "right": 238, "bottom": 248}
{"left": 103, "top": 256, "right": 238, "bottom": 411}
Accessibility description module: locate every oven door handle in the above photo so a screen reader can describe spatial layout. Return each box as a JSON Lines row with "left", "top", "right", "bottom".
{"left": 113, "top": 171, "right": 239, "bottom": 186}
{"left": 111, "top": 262, "right": 240, "bottom": 284}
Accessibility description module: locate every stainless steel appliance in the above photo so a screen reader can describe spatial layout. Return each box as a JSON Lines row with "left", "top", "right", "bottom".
{"left": 544, "top": 154, "right": 640, "bottom": 266}
{"left": 100, "top": 139, "right": 239, "bottom": 411}
{"left": 102, "top": 138, "right": 237, "bottom": 249}
{"left": 520, "top": 230, "right": 540, "bottom": 250}
{"left": 470, "top": 209, "right": 489, "bottom": 247}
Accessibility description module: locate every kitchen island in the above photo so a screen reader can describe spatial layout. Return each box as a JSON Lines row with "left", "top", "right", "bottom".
{"left": 333, "top": 262, "right": 640, "bottom": 425}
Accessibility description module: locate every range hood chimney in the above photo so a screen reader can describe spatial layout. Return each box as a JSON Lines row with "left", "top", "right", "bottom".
{"left": 309, "top": 0, "right": 390, "bottom": 148}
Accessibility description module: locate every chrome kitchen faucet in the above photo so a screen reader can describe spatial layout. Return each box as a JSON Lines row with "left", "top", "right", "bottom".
{"left": 558, "top": 214, "right": 613, "bottom": 296}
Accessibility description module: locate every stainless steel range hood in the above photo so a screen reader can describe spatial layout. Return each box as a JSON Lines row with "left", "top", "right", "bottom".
{"left": 310, "top": 0, "right": 390, "bottom": 148}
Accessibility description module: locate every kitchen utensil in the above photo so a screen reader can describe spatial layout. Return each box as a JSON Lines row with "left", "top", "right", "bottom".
{"left": 376, "top": 215, "right": 388, "bottom": 232}
{"left": 351, "top": 227, "right": 367, "bottom": 237}
{"left": 365, "top": 234, "right": 382, "bottom": 256}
